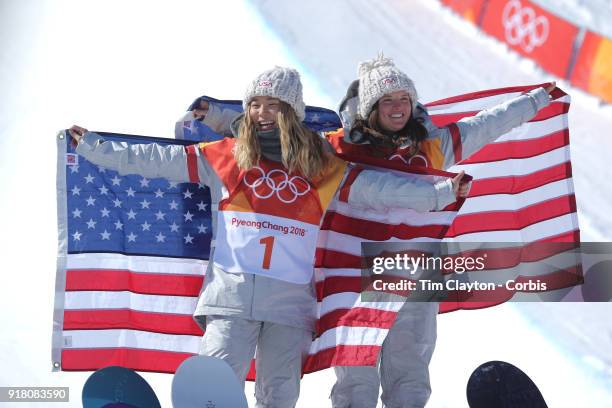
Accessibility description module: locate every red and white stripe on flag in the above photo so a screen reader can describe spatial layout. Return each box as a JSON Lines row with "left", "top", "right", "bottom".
{"left": 60, "top": 253, "right": 205, "bottom": 373}
{"left": 303, "top": 84, "right": 581, "bottom": 372}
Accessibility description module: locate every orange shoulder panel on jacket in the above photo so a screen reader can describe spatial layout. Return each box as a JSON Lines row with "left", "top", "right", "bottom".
{"left": 420, "top": 138, "right": 444, "bottom": 170}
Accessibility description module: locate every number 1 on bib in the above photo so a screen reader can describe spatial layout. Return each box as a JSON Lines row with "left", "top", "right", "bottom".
{"left": 259, "top": 236, "right": 275, "bottom": 269}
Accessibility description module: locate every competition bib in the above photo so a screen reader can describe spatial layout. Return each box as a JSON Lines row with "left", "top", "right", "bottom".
{"left": 214, "top": 211, "right": 319, "bottom": 284}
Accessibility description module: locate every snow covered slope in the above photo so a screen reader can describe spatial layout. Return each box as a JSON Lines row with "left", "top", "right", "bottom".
{"left": 251, "top": 0, "right": 612, "bottom": 242}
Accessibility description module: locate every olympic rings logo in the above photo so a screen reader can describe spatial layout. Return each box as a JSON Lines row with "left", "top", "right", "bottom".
{"left": 390, "top": 153, "right": 428, "bottom": 167}
{"left": 243, "top": 166, "right": 311, "bottom": 204}
{"left": 502, "top": 0, "right": 549, "bottom": 53}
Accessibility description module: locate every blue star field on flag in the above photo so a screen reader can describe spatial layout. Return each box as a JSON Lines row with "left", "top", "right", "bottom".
{"left": 65, "top": 133, "right": 212, "bottom": 260}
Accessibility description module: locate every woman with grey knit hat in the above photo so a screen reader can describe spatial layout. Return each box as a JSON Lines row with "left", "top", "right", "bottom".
{"left": 68, "top": 65, "right": 468, "bottom": 408}
{"left": 327, "top": 55, "right": 556, "bottom": 408}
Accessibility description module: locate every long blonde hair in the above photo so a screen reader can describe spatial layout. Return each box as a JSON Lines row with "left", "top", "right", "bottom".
{"left": 234, "top": 101, "right": 330, "bottom": 180}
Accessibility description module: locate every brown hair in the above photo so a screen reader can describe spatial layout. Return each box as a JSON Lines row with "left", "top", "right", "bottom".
{"left": 234, "top": 101, "right": 330, "bottom": 180}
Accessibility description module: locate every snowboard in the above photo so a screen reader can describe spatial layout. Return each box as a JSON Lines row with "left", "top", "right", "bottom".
{"left": 82, "top": 366, "right": 161, "bottom": 408}
{"left": 467, "top": 360, "right": 548, "bottom": 407}
{"left": 171, "top": 355, "right": 248, "bottom": 408}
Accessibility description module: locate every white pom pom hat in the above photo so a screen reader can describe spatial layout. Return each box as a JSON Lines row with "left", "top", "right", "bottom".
{"left": 243, "top": 66, "right": 306, "bottom": 121}
{"left": 357, "top": 54, "right": 418, "bottom": 119}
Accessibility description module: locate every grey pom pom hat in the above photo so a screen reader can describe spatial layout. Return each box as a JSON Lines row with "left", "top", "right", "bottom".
{"left": 357, "top": 54, "right": 418, "bottom": 119}
{"left": 243, "top": 66, "right": 306, "bottom": 121}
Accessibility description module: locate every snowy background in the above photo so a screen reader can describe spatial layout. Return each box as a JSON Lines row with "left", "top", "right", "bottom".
{"left": 1, "top": 0, "right": 611, "bottom": 406}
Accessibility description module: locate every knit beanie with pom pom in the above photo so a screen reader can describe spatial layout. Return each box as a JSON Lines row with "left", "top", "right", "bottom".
{"left": 243, "top": 66, "right": 306, "bottom": 121}
{"left": 357, "top": 54, "right": 418, "bottom": 119}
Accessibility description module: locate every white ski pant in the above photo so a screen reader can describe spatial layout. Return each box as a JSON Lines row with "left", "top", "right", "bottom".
{"left": 331, "top": 302, "right": 438, "bottom": 408}
{"left": 200, "top": 315, "right": 312, "bottom": 408}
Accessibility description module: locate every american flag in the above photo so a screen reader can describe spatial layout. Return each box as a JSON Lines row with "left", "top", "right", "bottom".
{"left": 303, "top": 84, "right": 582, "bottom": 372}
{"left": 53, "top": 85, "right": 581, "bottom": 375}
{"left": 54, "top": 133, "right": 213, "bottom": 373}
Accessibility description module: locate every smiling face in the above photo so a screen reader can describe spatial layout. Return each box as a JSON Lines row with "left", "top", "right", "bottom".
{"left": 249, "top": 96, "right": 281, "bottom": 131}
{"left": 376, "top": 90, "right": 412, "bottom": 133}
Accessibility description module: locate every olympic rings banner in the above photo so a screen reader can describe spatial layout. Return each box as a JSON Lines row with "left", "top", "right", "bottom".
{"left": 480, "top": 0, "right": 579, "bottom": 78}
{"left": 440, "top": 0, "right": 612, "bottom": 103}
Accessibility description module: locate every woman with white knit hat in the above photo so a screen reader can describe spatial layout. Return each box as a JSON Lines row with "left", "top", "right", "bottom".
{"left": 69, "top": 65, "right": 468, "bottom": 407}
{"left": 327, "top": 55, "right": 555, "bottom": 408}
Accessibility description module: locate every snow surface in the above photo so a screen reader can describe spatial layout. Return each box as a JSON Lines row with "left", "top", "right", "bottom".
{"left": 252, "top": 0, "right": 612, "bottom": 244}
{"left": 1, "top": 0, "right": 611, "bottom": 407}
